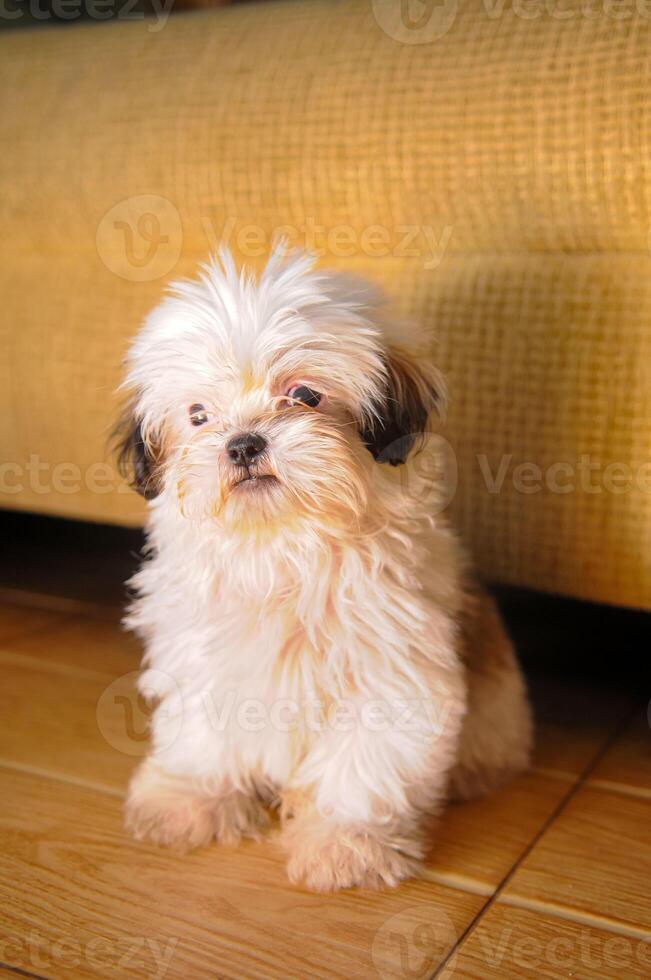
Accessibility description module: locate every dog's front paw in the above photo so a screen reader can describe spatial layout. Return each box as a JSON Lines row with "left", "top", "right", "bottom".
{"left": 212, "top": 790, "right": 269, "bottom": 846}
{"left": 125, "top": 791, "right": 215, "bottom": 852}
{"left": 125, "top": 761, "right": 268, "bottom": 852}
{"left": 284, "top": 821, "right": 422, "bottom": 892}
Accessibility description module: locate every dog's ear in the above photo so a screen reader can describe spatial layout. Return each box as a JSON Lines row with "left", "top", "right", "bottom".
{"left": 113, "top": 406, "right": 163, "bottom": 500}
{"left": 359, "top": 347, "right": 444, "bottom": 465}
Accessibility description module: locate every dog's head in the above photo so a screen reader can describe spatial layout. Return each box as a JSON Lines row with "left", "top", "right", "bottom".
{"left": 115, "top": 250, "right": 443, "bottom": 535}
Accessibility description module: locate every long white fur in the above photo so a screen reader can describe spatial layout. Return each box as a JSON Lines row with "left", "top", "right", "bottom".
{"left": 121, "top": 249, "right": 531, "bottom": 891}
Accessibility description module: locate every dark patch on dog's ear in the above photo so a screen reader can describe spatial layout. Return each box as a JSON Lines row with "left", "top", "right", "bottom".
{"left": 359, "top": 347, "right": 443, "bottom": 465}
{"left": 113, "top": 408, "right": 162, "bottom": 500}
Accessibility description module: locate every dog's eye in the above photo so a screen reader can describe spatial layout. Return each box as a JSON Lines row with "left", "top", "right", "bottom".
{"left": 189, "top": 403, "right": 209, "bottom": 426}
{"left": 286, "top": 385, "right": 321, "bottom": 408}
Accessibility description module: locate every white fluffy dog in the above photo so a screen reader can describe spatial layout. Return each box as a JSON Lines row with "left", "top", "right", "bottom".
{"left": 116, "top": 249, "right": 532, "bottom": 892}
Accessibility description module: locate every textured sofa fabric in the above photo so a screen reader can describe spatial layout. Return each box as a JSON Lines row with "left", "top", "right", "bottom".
{"left": 1, "top": 0, "right": 649, "bottom": 609}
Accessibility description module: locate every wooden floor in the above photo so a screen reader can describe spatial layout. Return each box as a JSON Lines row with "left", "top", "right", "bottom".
{"left": 0, "top": 593, "right": 649, "bottom": 979}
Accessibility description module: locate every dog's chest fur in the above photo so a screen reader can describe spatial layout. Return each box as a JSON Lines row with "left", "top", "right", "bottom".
{"left": 128, "top": 503, "right": 463, "bottom": 789}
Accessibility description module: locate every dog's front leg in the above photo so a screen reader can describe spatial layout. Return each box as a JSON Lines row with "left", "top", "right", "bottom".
{"left": 123, "top": 667, "right": 273, "bottom": 851}
{"left": 280, "top": 677, "right": 465, "bottom": 892}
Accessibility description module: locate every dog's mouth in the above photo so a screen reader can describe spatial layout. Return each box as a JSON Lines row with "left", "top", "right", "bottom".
{"left": 232, "top": 472, "right": 279, "bottom": 492}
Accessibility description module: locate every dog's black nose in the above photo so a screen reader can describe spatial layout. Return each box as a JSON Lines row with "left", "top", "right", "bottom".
{"left": 226, "top": 432, "right": 267, "bottom": 466}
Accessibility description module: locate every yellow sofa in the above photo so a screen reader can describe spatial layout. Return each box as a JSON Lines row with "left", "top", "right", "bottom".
{"left": 1, "top": 0, "right": 649, "bottom": 609}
